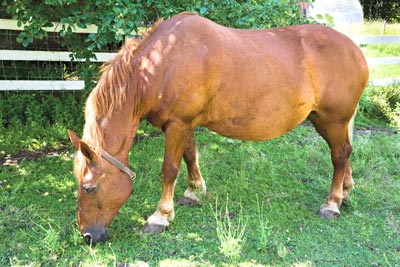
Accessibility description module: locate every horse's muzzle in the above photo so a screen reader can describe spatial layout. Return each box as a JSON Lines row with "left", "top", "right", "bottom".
{"left": 82, "top": 225, "right": 108, "bottom": 245}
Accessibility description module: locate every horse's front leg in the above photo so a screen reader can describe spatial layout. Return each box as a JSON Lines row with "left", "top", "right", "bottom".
{"left": 177, "top": 130, "right": 206, "bottom": 206}
{"left": 142, "top": 122, "right": 190, "bottom": 234}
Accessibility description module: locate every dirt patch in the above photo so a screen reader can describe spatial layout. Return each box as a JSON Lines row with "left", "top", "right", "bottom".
{"left": 355, "top": 126, "right": 398, "bottom": 135}
{"left": 1, "top": 145, "right": 71, "bottom": 166}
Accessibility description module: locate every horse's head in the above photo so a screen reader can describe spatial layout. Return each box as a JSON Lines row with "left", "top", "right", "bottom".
{"left": 68, "top": 130, "right": 133, "bottom": 245}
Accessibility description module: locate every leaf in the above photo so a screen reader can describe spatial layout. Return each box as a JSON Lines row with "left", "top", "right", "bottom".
{"left": 22, "top": 36, "right": 33, "bottom": 47}
{"left": 77, "top": 22, "right": 87, "bottom": 29}
{"left": 16, "top": 32, "right": 26, "bottom": 43}
{"left": 199, "top": 7, "right": 207, "bottom": 15}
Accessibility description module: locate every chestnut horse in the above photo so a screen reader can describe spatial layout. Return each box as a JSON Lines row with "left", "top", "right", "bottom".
{"left": 68, "top": 12, "right": 369, "bottom": 244}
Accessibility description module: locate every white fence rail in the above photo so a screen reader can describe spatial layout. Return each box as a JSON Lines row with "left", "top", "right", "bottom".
{"left": 0, "top": 18, "right": 399, "bottom": 90}
{"left": 0, "top": 50, "right": 115, "bottom": 62}
{"left": 351, "top": 35, "right": 400, "bottom": 86}
{"left": 0, "top": 18, "right": 128, "bottom": 91}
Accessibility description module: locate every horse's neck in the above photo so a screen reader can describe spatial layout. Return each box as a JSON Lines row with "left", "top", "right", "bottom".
{"left": 102, "top": 111, "right": 139, "bottom": 160}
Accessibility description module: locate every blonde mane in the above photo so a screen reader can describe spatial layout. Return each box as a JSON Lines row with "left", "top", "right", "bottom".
{"left": 76, "top": 19, "right": 164, "bottom": 176}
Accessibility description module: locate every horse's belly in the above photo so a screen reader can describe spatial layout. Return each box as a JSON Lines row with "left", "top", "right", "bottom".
{"left": 203, "top": 109, "right": 309, "bottom": 141}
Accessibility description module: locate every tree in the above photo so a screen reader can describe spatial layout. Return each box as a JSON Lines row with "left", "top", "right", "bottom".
{"left": 359, "top": 0, "right": 400, "bottom": 22}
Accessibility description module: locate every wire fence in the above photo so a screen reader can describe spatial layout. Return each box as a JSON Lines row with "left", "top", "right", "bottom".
{"left": 0, "top": 19, "right": 122, "bottom": 91}
{"left": 0, "top": 19, "right": 399, "bottom": 90}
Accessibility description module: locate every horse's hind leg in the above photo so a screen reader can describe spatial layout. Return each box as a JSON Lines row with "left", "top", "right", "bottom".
{"left": 177, "top": 131, "right": 206, "bottom": 206}
{"left": 309, "top": 113, "right": 354, "bottom": 218}
{"left": 342, "top": 160, "right": 354, "bottom": 204}
{"left": 342, "top": 113, "right": 357, "bottom": 203}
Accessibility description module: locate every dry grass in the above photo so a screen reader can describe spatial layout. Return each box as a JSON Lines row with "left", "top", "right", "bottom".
{"left": 334, "top": 20, "right": 400, "bottom": 36}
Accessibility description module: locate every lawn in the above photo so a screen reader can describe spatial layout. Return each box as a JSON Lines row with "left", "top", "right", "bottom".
{"left": 1, "top": 19, "right": 399, "bottom": 267}
{"left": 1, "top": 123, "right": 399, "bottom": 267}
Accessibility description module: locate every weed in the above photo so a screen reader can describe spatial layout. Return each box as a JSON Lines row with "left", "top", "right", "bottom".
{"left": 255, "top": 195, "right": 271, "bottom": 252}
{"left": 212, "top": 196, "right": 246, "bottom": 264}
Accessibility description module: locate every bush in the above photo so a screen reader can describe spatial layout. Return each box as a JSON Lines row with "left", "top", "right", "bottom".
{"left": 0, "top": 91, "right": 85, "bottom": 154}
{"left": 0, "top": 91, "right": 84, "bottom": 128}
{"left": 358, "top": 85, "right": 400, "bottom": 127}
{"left": 192, "top": 0, "right": 315, "bottom": 29}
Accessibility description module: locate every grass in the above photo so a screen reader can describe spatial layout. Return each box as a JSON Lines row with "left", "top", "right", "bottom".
{"left": 0, "top": 19, "right": 399, "bottom": 267}
{"left": 1, "top": 122, "right": 399, "bottom": 267}
{"left": 360, "top": 43, "right": 400, "bottom": 81}
{"left": 334, "top": 21, "right": 400, "bottom": 85}
{"left": 334, "top": 20, "right": 400, "bottom": 36}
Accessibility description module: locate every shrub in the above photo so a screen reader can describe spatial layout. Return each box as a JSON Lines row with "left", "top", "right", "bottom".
{"left": 0, "top": 91, "right": 84, "bottom": 129}
{"left": 359, "top": 85, "right": 400, "bottom": 127}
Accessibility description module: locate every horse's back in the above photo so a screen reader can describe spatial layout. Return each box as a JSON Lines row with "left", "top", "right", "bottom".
{"left": 145, "top": 14, "right": 368, "bottom": 140}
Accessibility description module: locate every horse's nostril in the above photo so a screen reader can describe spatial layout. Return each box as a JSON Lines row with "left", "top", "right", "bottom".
{"left": 82, "top": 226, "right": 107, "bottom": 245}
{"left": 83, "top": 233, "right": 93, "bottom": 245}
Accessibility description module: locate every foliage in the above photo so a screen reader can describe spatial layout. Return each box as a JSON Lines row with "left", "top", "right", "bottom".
{"left": 359, "top": 0, "right": 400, "bottom": 22}
{"left": 1, "top": 124, "right": 399, "bottom": 266}
{"left": 0, "top": 91, "right": 83, "bottom": 128}
{"left": 359, "top": 85, "right": 400, "bottom": 127}
{"left": 2, "top": 0, "right": 312, "bottom": 86}
{"left": 191, "top": 0, "right": 316, "bottom": 29}
{"left": 0, "top": 91, "right": 84, "bottom": 154}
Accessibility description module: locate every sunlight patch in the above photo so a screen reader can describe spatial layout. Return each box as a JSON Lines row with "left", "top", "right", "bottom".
{"left": 159, "top": 259, "right": 213, "bottom": 267}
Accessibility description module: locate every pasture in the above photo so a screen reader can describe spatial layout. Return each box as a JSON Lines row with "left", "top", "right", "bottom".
{"left": 1, "top": 19, "right": 400, "bottom": 267}
{"left": 1, "top": 122, "right": 399, "bottom": 266}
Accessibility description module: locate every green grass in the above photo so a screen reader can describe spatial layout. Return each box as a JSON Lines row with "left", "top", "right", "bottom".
{"left": 360, "top": 43, "right": 400, "bottom": 81}
{"left": 1, "top": 123, "right": 399, "bottom": 267}
{"left": 361, "top": 44, "right": 400, "bottom": 58}
{"left": 335, "top": 21, "right": 400, "bottom": 84}
{"left": 0, "top": 19, "right": 399, "bottom": 267}
{"left": 369, "top": 65, "right": 400, "bottom": 80}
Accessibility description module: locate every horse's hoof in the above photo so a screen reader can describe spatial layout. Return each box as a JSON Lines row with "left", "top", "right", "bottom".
{"left": 177, "top": 196, "right": 199, "bottom": 207}
{"left": 318, "top": 203, "right": 340, "bottom": 219}
{"left": 141, "top": 223, "right": 168, "bottom": 234}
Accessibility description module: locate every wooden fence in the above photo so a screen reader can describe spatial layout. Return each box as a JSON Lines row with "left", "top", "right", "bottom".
{"left": 0, "top": 19, "right": 399, "bottom": 90}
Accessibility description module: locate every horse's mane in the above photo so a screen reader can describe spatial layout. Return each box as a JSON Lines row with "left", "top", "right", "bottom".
{"left": 75, "top": 13, "right": 198, "bottom": 178}
{"left": 81, "top": 19, "right": 164, "bottom": 157}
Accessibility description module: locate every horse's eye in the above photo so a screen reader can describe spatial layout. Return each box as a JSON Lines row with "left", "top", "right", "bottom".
{"left": 82, "top": 183, "right": 97, "bottom": 193}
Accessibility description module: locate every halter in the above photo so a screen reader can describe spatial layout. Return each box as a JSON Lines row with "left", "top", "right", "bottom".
{"left": 101, "top": 150, "right": 136, "bottom": 181}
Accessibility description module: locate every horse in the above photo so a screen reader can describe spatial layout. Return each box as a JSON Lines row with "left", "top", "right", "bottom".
{"left": 68, "top": 12, "right": 369, "bottom": 245}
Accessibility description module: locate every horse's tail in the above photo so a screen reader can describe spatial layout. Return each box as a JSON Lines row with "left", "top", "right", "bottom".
{"left": 348, "top": 104, "right": 359, "bottom": 146}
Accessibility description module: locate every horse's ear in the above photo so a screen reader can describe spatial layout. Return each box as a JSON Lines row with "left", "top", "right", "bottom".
{"left": 68, "top": 130, "right": 80, "bottom": 149}
{"left": 79, "top": 141, "right": 97, "bottom": 162}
